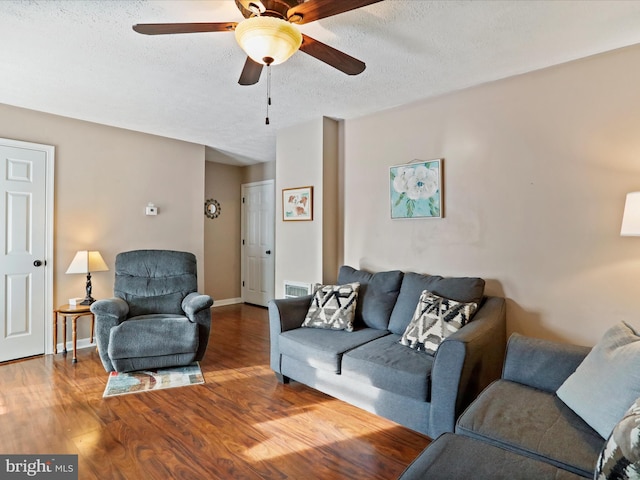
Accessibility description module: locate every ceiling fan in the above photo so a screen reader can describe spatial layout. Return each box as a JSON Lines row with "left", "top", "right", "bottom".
{"left": 133, "top": 0, "right": 384, "bottom": 86}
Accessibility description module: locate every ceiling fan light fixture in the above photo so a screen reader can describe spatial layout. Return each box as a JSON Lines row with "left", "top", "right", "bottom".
{"left": 235, "top": 16, "right": 302, "bottom": 66}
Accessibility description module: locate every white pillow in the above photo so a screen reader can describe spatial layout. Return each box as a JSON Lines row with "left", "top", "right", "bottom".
{"left": 302, "top": 283, "right": 359, "bottom": 332}
{"left": 399, "top": 290, "right": 478, "bottom": 355}
{"left": 557, "top": 322, "right": 640, "bottom": 439}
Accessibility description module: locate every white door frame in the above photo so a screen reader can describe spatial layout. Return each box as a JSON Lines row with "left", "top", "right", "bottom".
{"left": 241, "top": 179, "right": 275, "bottom": 305}
{"left": 0, "top": 137, "right": 55, "bottom": 356}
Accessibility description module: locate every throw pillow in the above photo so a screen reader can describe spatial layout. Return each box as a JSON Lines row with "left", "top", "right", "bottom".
{"left": 595, "top": 397, "right": 640, "bottom": 480}
{"left": 399, "top": 290, "right": 478, "bottom": 355}
{"left": 388, "top": 272, "right": 485, "bottom": 335}
{"left": 302, "top": 283, "right": 360, "bottom": 332}
{"left": 337, "top": 266, "right": 404, "bottom": 330}
{"left": 557, "top": 322, "right": 640, "bottom": 439}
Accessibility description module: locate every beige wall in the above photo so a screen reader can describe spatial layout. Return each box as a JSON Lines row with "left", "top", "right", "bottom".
{"left": 243, "top": 161, "right": 275, "bottom": 184}
{"left": 204, "top": 162, "right": 243, "bottom": 302}
{"left": 275, "top": 117, "right": 340, "bottom": 297}
{"left": 342, "top": 44, "right": 640, "bottom": 346}
{"left": 0, "top": 103, "right": 205, "bottom": 347}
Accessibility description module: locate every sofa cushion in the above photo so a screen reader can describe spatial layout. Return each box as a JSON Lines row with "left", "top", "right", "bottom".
{"left": 557, "top": 322, "right": 640, "bottom": 439}
{"left": 341, "top": 334, "right": 434, "bottom": 402}
{"left": 302, "top": 283, "right": 359, "bottom": 332}
{"left": 399, "top": 290, "right": 478, "bottom": 355}
{"left": 337, "top": 265, "right": 403, "bottom": 330}
{"left": 278, "top": 327, "right": 389, "bottom": 374}
{"left": 595, "top": 397, "right": 640, "bottom": 480}
{"left": 108, "top": 314, "right": 198, "bottom": 359}
{"left": 456, "top": 380, "right": 604, "bottom": 477}
{"left": 398, "top": 433, "right": 587, "bottom": 480}
{"left": 388, "top": 272, "right": 485, "bottom": 335}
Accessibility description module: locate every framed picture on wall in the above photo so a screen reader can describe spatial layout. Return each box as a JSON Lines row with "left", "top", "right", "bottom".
{"left": 389, "top": 159, "right": 443, "bottom": 219}
{"left": 283, "top": 186, "right": 313, "bottom": 221}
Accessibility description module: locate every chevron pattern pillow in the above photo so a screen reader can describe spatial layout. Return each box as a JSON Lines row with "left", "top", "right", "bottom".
{"left": 595, "top": 397, "right": 640, "bottom": 480}
{"left": 302, "top": 283, "right": 360, "bottom": 332}
{"left": 399, "top": 290, "right": 478, "bottom": 354}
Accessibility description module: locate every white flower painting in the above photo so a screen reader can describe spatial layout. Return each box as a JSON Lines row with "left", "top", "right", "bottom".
{"left": 390, "top": 159, "right": 442, "bottom": 219}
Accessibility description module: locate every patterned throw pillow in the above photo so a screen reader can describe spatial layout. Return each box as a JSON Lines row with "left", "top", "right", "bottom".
{"left": 302, "top": 283, "right": 360, "bottom": 332}
{"left": 595, "top": 398, "right": 640, "bottom": 480}
{"left": 399, "top": 290, "right": 478, "bottom": 355}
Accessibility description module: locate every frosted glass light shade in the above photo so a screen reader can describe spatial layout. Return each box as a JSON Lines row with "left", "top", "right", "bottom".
{"left": 235, "top": 16, "right": 302, "bottom": 66}
{"left": 621, "top": 192, "right": 640, "bottom": 236}
{"left": 66, "top": 250, "right": 109, "bottom": 274}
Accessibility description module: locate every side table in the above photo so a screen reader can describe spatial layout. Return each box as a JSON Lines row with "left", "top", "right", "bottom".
{"left": 53, "top": 304, "right": 95, "bottom": 363}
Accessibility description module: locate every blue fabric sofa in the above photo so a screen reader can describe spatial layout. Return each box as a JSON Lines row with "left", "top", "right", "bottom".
{"left": 398, "top": 334, "right": 605, "bottom": 479}
{"left": 268, "top": 265, "right": 507, "bottom": 438}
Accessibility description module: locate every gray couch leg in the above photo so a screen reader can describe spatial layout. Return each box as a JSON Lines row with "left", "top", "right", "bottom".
{"left": 275, "top": 373, "right": 290, "bottom": 384}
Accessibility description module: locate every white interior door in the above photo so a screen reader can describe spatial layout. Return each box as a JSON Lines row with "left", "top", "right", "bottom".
{"left": 0, "top": 139, "right": 54, "bottom": 362}
{"left": 241, "top": 180, "right": 275, "bottom": 306}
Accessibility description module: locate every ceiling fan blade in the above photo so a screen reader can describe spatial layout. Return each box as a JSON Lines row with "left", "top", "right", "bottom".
{"left": 132, "top": 23, "right": 237, "bottom": 35}
{"left": 287, "top": 0, "right": 383, "bottom": 24}
{"left": 238, "top": 57, "right": 264, "bottom": 85}
{"left": 299, "top": 34, "right": 366, "bottom": 75}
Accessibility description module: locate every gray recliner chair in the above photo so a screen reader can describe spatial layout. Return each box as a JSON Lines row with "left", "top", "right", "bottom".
{"left": 91, "top": 249, "right": 213, "bottom": 372}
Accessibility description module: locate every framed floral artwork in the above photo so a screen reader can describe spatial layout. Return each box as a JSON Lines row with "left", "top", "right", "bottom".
{"left": 390, "top": 159, "right": 442, "bottom": 219}
{"left": 283, "top": 186, "right": 313, "bottom": 221}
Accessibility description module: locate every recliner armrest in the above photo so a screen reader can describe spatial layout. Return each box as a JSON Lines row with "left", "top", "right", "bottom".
{"left": 91, "top": 297, "right": 129, "bottom": 320}
{"left": 502, "top": 333, "right": 590, "bottom": 393}
{"left": 182, "top": 292, "right": 214, "bottom": 316}
{"left": 91, "top": 297, "right": 129, "bottom": 372}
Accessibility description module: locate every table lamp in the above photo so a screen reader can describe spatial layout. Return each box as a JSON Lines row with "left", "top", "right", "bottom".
{"left": 65, "top": 250, "right": 109, "bottom": 305}
{"left": 621, "top": 192, "right": 640, "bottom": 236}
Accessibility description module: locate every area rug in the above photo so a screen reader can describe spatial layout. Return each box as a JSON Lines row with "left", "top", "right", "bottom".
{"left": 103, "top": 362, "right": 204, "bottom": 397}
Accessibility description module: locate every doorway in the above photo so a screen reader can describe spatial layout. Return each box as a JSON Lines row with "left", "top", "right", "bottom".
{"left": 241, "top": 180, "right": 275, "bottom": 306}
{"left": 0, "top": 138, "right": 54, "bottom": 362}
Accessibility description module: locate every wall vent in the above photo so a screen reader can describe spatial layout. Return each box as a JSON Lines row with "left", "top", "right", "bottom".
{"left": 283, "top": 281, "right": 313, "bottom": 298}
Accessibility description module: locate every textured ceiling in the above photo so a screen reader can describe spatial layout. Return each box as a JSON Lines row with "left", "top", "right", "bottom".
{"left": 2, "top": 1, "right": 640, "bottom": 165}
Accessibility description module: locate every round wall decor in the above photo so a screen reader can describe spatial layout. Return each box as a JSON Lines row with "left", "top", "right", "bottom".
{"left": 205, "top": 199, "right": 221, "bottom": 219}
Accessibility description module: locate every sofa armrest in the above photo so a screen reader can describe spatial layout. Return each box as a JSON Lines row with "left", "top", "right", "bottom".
{"left": 502, "top": 333, "right": 590, "bottom": 393}
{"left": 91, "top": 297, "right": 129, "bottom": 372}
{"left": 429, "top": 296, "right": 507, "bottom": 438}
{"left": 268, "top": 295, "right": 313, "bottom": 374}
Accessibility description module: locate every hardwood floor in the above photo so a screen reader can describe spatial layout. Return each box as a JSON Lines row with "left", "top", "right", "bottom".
{"left": 0, "top": 304, "right": 430, "bottom": 479}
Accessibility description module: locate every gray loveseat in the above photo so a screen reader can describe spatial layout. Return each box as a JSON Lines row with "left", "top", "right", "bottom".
{"left": 268, "top": 265, "right": 507, "bottom": 438}
{"left": 91, "top": 250, "right": 213, "bottom": 373}
{"left": 399, "top": 334, "right": 606, "bottom": 479}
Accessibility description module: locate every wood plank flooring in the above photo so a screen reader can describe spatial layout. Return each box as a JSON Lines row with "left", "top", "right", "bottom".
{"left": 0, "top": 304, "right": 430, "bottom": 479}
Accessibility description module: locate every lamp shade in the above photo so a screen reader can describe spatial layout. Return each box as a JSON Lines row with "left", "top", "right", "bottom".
{"left": 235, "top": 16, "right": 302, "bottom": 66}
{"left": 65, "top": 251, "right": 109, "bottom": 274}
{"left": 621, "top": 192, "right": 640, "bottom": 236}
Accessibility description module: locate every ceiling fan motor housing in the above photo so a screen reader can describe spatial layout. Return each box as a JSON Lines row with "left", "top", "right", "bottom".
{"left": 235, "top": 0, "right": 303, "bottom": 21}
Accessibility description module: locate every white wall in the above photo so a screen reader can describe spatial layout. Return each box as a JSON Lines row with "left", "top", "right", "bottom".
{"left": 342, "top": 44, "right": 640, "bottom": 346}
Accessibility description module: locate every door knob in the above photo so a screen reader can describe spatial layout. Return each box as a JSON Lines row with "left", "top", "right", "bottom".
{"left": 265, "top": 250, "right": 271, "bottom": 255}
{"left": 33, "top": 260, "right": 44, "bottom": 267}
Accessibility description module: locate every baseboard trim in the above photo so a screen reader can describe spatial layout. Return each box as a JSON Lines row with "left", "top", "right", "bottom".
{"left": 213, "top": 297, "right": 243, "bottom": 307}
{"left": 55, "top": 337, "right": 96, "bottom": 353}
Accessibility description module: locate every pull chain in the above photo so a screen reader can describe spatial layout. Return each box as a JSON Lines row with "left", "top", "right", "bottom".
{"left": 265, "top": 64, "right": 271, "bottom": 125}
